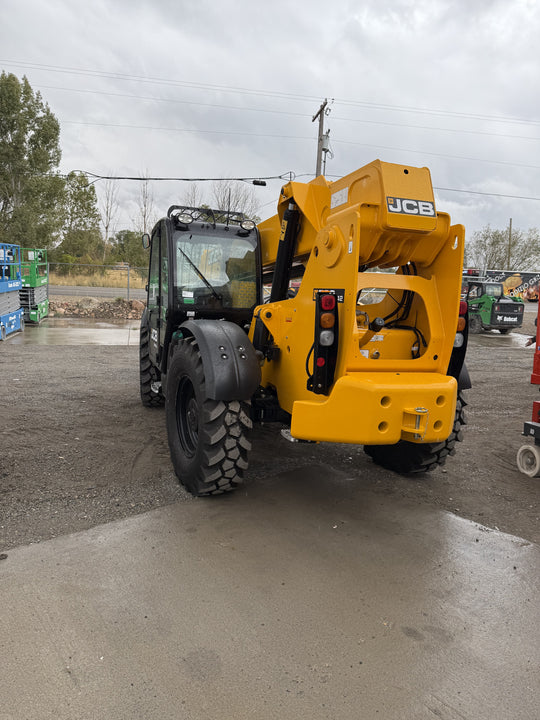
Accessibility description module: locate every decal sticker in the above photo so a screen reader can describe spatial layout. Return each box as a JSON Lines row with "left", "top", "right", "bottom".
{"left": 387, "top": 196, "right": 435, "bottom": 217}
{"left": 331, "top": 187, "right": 348, "bottom": 209}
{"left": 313, "top": 288, "right": 345, "bottom": 303}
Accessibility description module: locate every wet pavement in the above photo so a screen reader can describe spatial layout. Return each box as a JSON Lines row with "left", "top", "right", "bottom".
{"left": 2, "top": 316, "right": 534, "bottom": 349}
{"left": 7, "top": 317, "right": 140, "bottom": 346}
{"left": 2, "top": 317, "right": 539, "bottom": 717}
{"left": 1, "top": 473, "right": 538, "bottom": 719}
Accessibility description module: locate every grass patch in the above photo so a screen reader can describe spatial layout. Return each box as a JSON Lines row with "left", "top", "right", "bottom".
{"left": 49, "top": 269, "right": 146, "bottom": 289}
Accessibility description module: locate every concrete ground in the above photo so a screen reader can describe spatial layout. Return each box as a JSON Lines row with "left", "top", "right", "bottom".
{"left": 1, "top": 469, "right": 539, "bottom": 719}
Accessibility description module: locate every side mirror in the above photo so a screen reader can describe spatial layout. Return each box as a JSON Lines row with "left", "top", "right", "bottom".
{"left": 142, "top": 233, "right": 151, "bottom": 249}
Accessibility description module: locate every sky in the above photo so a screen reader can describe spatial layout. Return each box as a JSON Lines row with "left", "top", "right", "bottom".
{"left": 1, "top": 0, "right": 539, "bottom": 243}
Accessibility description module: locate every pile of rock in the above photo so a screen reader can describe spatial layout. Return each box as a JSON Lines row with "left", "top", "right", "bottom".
{"left": 49, "top": 296, "right": 146, "bottom": 320}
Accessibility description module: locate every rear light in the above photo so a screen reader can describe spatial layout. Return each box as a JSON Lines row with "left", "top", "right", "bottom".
{"left": 320, "top": 312, "right": 335, "bottom": 328}
{"left": 319, "top": 330, "right": 334, "bottom": 346}
{"left": 321, "top": 294, "right": 336, "bottom": 311}
{"left": 308, "top": 291, "right": 340, "bottom": 395}
{"left": 455, "top": 298, "right": 468, "bottom": 347}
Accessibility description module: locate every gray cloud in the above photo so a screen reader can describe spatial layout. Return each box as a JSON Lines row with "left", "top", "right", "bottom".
{"left": 1, "top": 0, "right": 539, "bottom": 240}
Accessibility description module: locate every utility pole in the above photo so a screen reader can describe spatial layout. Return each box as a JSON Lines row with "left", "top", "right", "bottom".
{"left": 507, "top": 217, "right": 513, "bottom": 268}
{"left": 312, "top": 99, "right": 328, "bottom": 177}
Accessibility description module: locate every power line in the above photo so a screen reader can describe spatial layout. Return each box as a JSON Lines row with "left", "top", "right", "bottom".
{"left": 59, "top": 118, "right": 540, "bottom": 172}
{"left": 331, "top": 138, "right": 540, "bottom": 171}
{"left": 36, "top": 82, "right": 540, "bottom": 143}
{"left": 331, "top": 115, "right": 540, "bottom": 142}
{"left": 4, "top": 58, "right": 540, "bottom": 128}
{"left": 433, "top": 186, "right": 540, "bottom": 202}
{"left": 35, "top": 83, "right": 312, "bottom": 121}
{"left": 71, "top": 169, "right": 540, "bottom": 203}
{"left": 68, "top": 170, "right": 295, "bottom": 184}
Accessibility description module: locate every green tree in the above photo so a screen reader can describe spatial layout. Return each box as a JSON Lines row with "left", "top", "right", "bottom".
{"left": 52, "top": 171, "right": 104, "bottom": 266}
{"left": 0, "top": 72, "right": 64, "bottom": 247}
{"left": 465, "top": 223, "right": 540, "bottom": 271}
{"left": 110, "top": 229, "right": 148, "bottom": 269}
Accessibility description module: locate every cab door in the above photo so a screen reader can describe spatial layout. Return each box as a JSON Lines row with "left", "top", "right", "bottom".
{"left": 147, "top": 221, "right": 168, "bottom": 367}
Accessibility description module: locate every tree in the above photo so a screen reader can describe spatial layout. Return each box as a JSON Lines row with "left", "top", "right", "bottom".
{"left": 0, "top": 72, "right": 64, "bottom": 247}
{"left": 465, "top": 223, "right": 540, "bottom": 271}
{"left": 182, "top": 181, "right": 206, "bottom": 208}
{"left": 110, "top": 229, "right": 147, "bottom": 269}
{"left": 135, "top": 173, "right": 156, "bottom": 234}
{"left": 100, "top": 177, "right": 119, "bottom": 261}
{"left": 52, "top": 171, "right": 103, "bottom": 265}
{"left": 211, "top": 179, "right": 261, "bottom": 221}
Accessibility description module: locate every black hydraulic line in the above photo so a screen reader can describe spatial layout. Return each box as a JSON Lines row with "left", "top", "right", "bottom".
{"left": 269, "top": 201, "right": 300, "bottom": 303}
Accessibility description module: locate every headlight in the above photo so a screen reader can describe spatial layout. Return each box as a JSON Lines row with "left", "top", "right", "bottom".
{"left": 178, "top": 213, "right": 194, "bottom": 225}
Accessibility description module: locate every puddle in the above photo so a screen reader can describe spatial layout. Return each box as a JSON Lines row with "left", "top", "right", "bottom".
{"left": 5, "top": 317, "right": 140, "bottom": 346}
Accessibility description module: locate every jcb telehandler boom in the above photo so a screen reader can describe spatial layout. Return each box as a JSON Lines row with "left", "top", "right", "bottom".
{"left": 140, "top": 160, "right": 470, "bottom": 495}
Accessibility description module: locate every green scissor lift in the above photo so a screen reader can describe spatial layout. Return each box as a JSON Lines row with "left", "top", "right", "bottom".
{"left": 20, "top": 248, "right": 49, "bottom": 323}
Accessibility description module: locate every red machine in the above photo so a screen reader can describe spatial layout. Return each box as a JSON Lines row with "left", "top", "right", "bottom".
{"left": 517, "top": 303, "right": 540, "bottom": 476}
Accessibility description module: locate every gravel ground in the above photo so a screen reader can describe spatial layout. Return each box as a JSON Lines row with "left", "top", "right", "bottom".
{"left": 1, "top": 316, "right": 539, "bottom": 551}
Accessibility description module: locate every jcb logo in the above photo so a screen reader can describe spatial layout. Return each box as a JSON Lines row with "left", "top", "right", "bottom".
{"left": 387, "top": 196, "right": 435, "bottom": 217}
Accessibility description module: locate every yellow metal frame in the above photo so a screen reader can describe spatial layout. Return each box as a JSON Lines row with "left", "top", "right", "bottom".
{"left": 250, "top": 160, "right": 465, "bottom": 446}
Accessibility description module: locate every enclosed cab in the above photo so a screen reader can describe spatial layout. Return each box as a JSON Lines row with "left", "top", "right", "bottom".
{"left": 139, "top": 206, "right": 263, "bottom": 494}
{"left": 465, "top": 279, "right": 524, "bottom": 333}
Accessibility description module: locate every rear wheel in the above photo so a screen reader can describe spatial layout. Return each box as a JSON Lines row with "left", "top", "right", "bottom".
{"left": 139, "top": 324, "right": 164, "bottom": 407}
{"left": 166, "top": 337, "right": 252, "bottom": 496}
{"left": 364, "top": 392, "right": 467, "bottom": 474}
{"left": 469, "top": 315, "right": 482, "bottom": 334}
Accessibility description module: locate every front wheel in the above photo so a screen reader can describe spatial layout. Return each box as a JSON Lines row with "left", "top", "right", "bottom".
{"left": 166, "top": 337, "right": 252, "bottom": 496}
{"left": 140, "top": 323, "right": 164, "bottom": 407}
{"left": 364, "top": 392, "right": 467, "bottom": 474}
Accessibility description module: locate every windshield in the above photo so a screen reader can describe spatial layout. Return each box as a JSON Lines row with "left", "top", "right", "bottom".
{"left": 174, "top": 230, "right": 258, "bottom": 309}
{"left": 485, "top": 283, "right": 503, "bottom": 297}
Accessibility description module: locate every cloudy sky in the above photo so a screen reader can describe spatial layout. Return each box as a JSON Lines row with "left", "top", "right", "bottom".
{"left": 1, "top": 0, "right": 539, "bottom": 241}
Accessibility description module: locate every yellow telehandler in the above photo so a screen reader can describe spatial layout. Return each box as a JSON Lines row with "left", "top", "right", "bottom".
{"left": 140, "top": 160, "right": 469, "bottom": 495}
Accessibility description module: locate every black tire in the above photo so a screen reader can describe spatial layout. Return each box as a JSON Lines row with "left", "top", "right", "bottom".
{"left": 364, "top": 391, "right": 467, "bottom": 474}
{"left": 469, "top": 314, "right": 482, "bottom": 334}
{"left": 166, "top": 337, "right": 252, "bottom": 496}
{"left": 140, "top": 324, "right": 164, "bottom": 407}
{"left": 499, "top": 328, "right": 510, "bottom": 334}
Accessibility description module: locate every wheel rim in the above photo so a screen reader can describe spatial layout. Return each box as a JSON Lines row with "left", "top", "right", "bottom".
{"left": 176, "top": 375, "right": 198, "bottom": 457}
{"left": 518, "top": 446, "right": 540, "bottom": 476}
{"left": 523, "top": 450, "right": 535, "bottom": 471}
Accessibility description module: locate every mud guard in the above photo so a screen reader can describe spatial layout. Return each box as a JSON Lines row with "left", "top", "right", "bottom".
{"left": 179, "top": 319, "right": 261, "bottom": 401}
{"left": 458, "top": 362, "right": 472, "bottom": 391}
